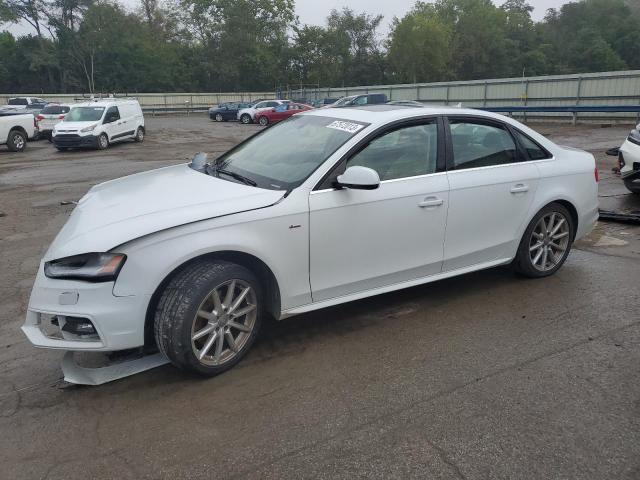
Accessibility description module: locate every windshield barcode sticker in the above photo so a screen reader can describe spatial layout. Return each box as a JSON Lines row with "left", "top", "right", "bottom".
{"left": 326, "top": 121, "right": 365, "bottom": 134}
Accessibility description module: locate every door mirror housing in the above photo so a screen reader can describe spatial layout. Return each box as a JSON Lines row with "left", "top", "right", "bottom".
{"left": 335, "top": 166, "right": 380, "bottom": 190}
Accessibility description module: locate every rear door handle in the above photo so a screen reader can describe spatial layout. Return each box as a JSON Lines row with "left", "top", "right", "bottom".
{"left": 510, "top": 183, "right": 529, "bottom": 194}
{"left": 418, "top": 196, "right": 444, "bottom": 208}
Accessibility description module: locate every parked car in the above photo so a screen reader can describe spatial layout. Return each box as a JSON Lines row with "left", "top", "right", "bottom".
{"left": 23, "top": 105, "right": 599, "bottom": 380}
{"left": 209, "top": 102, "right": 254, "bottom": 122}
{"left": 1, "top": 97, "right": 48, "bottom": 112}
{"left": 0, "top": 112, "right": 38, "bottom": 152}
{"left": 52, "top": 99, "right": 145, "bottom": 151}
{"left": 326, "top": 93, "right": 389, "bottom": 108}
{"left": 254, "top": 103, "right": 313, "bottom": 126}
{"left": 237, "top": 99, "right": 290, "bottom": 124}
{"left": 36, "top": 104, "right": 73, "bottom": 140}
{"left": 617, "top": 123, "right": 640, "bottom": 193}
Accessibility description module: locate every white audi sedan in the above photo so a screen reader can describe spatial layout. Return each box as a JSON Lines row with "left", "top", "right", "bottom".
{"left": 23, "top": 105, "right": 599, "bottom": 377}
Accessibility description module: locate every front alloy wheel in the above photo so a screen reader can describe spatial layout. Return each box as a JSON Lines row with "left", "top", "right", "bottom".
{"left": 240, "top": 113, "right": 252, "bottom": 125}
{"left": 191, "top": 279, "right": 257, "bottom": 366}
{"left": 215, "top": 113, "right": 223, "bottom": 122}
{"left": 154, "top": 260, "right": 262, "bottom": 376}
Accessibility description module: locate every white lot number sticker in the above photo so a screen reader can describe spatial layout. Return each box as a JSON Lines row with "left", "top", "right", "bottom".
{"left": 326, "top": 120, "right": 365, "bottom": 134}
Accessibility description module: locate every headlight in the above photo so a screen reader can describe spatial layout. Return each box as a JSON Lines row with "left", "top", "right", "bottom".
{"left": 44, "top": 253, "right": 127, "bottom": 282}
{"left": 80, "top": 124, "right": 97, "bottom": 133}
{"left": 628, "top": 129, "right": 640, "bottom": 146}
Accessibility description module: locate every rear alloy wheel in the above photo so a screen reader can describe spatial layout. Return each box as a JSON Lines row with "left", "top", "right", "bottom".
{"left": 134, "top": 127, "right": 145, "bottom": 142}
{"left": 154, "top": 260, "right": 262, "bottom": 376}
{"left": 513, "top": 203, "right": 574, "bottom": 278}
{"left": 97, "top": 133, "right": 109, "bottom": 150}
{"left": 215, "top": 113, "right": 223, "bottom": 122}
{"left": 240, "top": 113, "right": 252, "bottom": 125}
{"left": 7, "top": 130, "right": 26, "bottom": 152}
{"left": 258, "top": 116, "right": 269, "bottom": 126}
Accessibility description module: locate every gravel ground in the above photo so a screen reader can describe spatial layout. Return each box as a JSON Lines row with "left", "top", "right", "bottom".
{"left": 0, "top": 115, "right": 638, "bottom": 479}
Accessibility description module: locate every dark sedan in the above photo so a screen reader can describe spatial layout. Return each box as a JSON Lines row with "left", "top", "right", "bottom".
{"left": 209, "top": 102, "right": 254, "bottom": 122}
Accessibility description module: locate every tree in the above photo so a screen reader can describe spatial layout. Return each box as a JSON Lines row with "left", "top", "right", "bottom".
{"left": 387, "top": 2, "right": 452, "bottom": 83}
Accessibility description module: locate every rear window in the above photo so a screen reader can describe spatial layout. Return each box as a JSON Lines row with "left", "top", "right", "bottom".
{"left": 8, "top": 98, "right": 28, "bottom": 105}
{"left": 42, "top": 105, "right": 70, "bottom": 115}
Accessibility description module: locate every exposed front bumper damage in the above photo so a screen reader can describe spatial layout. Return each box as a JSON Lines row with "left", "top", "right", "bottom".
{"left": 22, "top": 267, "right": 149, "bottom": 352}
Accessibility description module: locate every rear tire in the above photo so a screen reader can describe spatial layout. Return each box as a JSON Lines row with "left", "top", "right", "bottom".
{"left": 513, "top": 203, "right": 574, "bottom": 278}
{"left": 134, "top": 127, "right": 145, "bottom": 143}
{"left": 7, "top": 130, "right": 27, "bottom": 152}
{"left": 154, "top": 260, "right": 263, "bottom": 377}
{"left": 240, "top": 113, "right": 252, "bottom": 125}
{"left": 624, "top": 178, "right": 640, "bottom": 194}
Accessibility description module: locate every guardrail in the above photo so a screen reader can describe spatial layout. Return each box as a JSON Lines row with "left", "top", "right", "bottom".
{"left": 478, "top": 105, "right": 640, "bottom": 124}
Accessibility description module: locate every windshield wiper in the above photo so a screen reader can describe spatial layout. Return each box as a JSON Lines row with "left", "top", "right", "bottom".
{"left": 215, "top": 168, "right": 257, "bottom": 187}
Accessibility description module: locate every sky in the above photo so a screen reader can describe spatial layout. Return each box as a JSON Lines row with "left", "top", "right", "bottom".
{"left": 4, "top": 0, "right": 572, "bottom": 37}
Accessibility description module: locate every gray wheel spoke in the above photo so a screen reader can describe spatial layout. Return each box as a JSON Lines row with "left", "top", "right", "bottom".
{"left": 553, "top": 231, "right": 569, "bottom": 240}
{"left": 197, "top": 310, "right": 216, "bottom": 321}
{"left": 225, "top": 330, "right": 238, "bottom": 352}
{"left": 192, "top": 323, "right": 215, "bottom": 341}
{"left": 198, "top": 331, "right": 218, "bottom": 359}
{"left": 549, "top": 241, "right": 563, "bottom": 250}
{"left": 223, "top": 280, "right": 236, "bottom": 309}
{"left": 550, "top": 218, "right": 565, "bottom": 236}
{"left": 211, "top": 290, "right": 223, "bottom": 315}
{"left": 214, "top": 331, "right": 224, "bottom": 360}
{"left": 541, "top": 247, "right": 548, "bottom": 268}
{"left": 532, "top": 248, "right": 544, "bottom": 265}
{"left": 547, "top": 213, "right": 556, "bottom": 233}
{"left": 231, "top": 304, "right": 256, "bottom": 319}
{"left": 529, "top": 241, "right": 543, "bottom": 252}
{"left": 229, "top": 287, "right": 250, "bottom": 314}
{"left": 228, "top": 320, "right": 251, "bottom": 332}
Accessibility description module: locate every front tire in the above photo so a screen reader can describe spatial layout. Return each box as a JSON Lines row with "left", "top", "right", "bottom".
{"left": 513, "top": 203, "right": 574, "bottom": 278}
{"left": 97, "top": 133, "right": 109, "bottom": 150}
{"left": 7, "top": 130, "right": 27, "bottom": 152}
{"left": 215, "top": 113, "right": 223, "bottom": 122}
{"left": 134, "top": 127, "right": 145, "bottom": 143}
{"left": 240, "top": 113, "right": 252, "bottom": 125}
{"left": 258, "top": 116, "right": 269, "bottom": 126}
{"left": 154, "top": 260, "right": 262, "bottom": 376}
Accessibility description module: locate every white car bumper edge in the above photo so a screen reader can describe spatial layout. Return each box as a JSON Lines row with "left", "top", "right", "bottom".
{"left": 23, "top": 277, "right": 150, "bottom": 352}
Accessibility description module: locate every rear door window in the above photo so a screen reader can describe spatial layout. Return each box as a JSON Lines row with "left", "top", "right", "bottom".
{"left": 448, "top": 119, "right": 518, "bottom": 170}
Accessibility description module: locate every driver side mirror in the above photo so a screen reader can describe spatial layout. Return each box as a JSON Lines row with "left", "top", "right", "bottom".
{"left": 335, "top": 166, "right": 380, "bottom": 190}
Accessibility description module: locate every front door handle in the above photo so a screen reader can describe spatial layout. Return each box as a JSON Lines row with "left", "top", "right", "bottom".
{"left": 418, "top": 196, "right": 444, "bottom": 208}
{"left": 510, "top": 183, "right": 529, "bottom": 194}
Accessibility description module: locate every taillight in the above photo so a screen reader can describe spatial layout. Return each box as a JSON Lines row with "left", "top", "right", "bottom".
{"left": 59, "top": 114, "right": 65, "bottom": 119}
{"left": 36, "top": 115, "right": 44, "bottom": 121}
{"left": 594, "top": 167, "right": 599, "bottom": 183}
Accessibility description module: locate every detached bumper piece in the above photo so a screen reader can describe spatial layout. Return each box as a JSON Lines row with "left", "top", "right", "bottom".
{"left": 62, "top": 351, "right": 169, "bottom": 386}
{"left": 53, "top": 134, "right": 99, "bottom": 149}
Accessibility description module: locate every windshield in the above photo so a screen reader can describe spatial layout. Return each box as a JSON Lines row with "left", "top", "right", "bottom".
{"left": 64, "top": 107, "right": 105, "bottom": 122}
{"left": 8, "top": 98, "right": 28, "bottom": 105}
{"left": 214, "top": 115, "right": 368, "bottom": 190}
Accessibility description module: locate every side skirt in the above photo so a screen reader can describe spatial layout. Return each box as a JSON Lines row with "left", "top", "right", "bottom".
{"left": 280, "top": 257, "right": 512, "bottom": 319}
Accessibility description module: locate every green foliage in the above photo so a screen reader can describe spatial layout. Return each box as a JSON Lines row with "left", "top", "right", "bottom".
{"left": 0, "top": 0, "right": 638, "bottom": 93}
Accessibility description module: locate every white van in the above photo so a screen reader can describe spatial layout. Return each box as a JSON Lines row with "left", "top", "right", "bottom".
{"left": 52, "top": 99, "right": 145, "bottom": 151}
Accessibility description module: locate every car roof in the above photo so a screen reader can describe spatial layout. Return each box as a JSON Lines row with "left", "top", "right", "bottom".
{"left": 71, "top": 100, "right": 138, "bottom": 108}
{"left": 303, "top": 104, "right": 515, "bottom": 127}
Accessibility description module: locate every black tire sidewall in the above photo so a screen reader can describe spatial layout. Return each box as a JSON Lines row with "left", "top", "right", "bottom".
{"left": 156, "top": 260, "right": 263, "bottom": 376}
{"left": 514, "top": 203, "right": 575, "bottom": 278}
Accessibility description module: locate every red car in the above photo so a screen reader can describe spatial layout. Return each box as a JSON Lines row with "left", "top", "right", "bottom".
{"left": 255, "top": 103, "right": 313, "bottom": 126}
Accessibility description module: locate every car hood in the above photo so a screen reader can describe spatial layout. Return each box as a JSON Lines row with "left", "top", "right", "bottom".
{"left": 45, "top": 164, "right": 285, "bottom": 260}
{"left": 54, "top": 121, "right": 97, "bottom": 132}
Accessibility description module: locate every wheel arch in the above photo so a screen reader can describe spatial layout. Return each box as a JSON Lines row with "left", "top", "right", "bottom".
{"left": 143, "top": 250, "right": 281, "bottom": 349}
{"left": 9, "top": 126, "right": 28, "bottom": 137}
